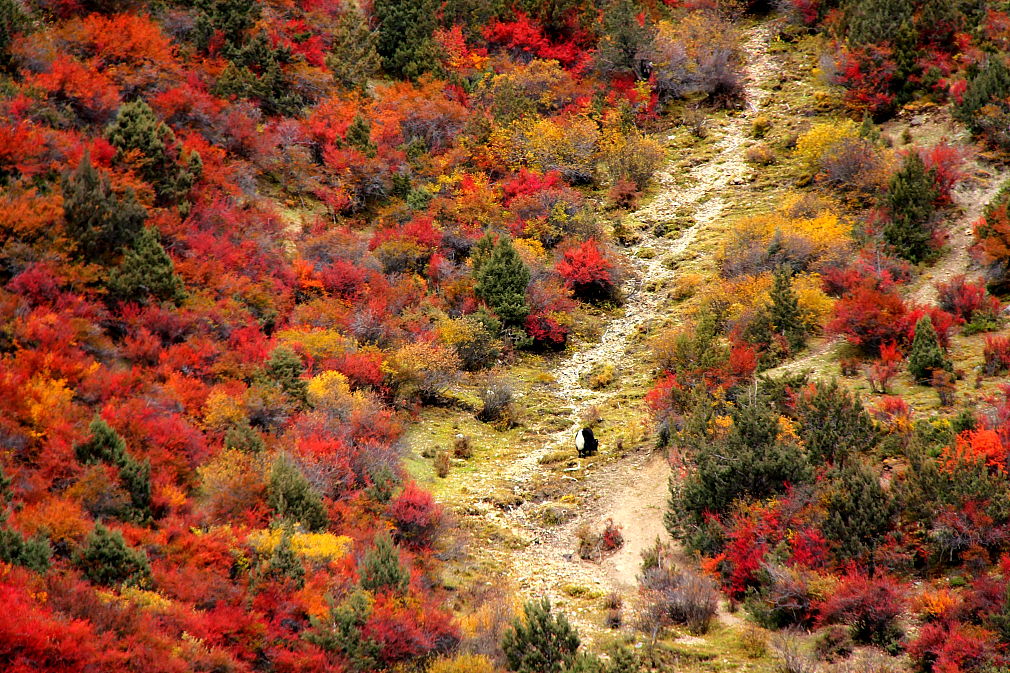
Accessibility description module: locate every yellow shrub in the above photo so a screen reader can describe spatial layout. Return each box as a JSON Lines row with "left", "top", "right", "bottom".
{"left": 717, "top": 274, "right": 773, "bottom": 320}
{"left": 249, "top": 528, "right": 353, "bottom": 563}
{"left": 197, "top": 449, "right": 267, "bottom": 522}
{"left": 307, "top": 370, "right": 352, "bottom": 407}
{"left": 734, "top": 208, "right": 849, "bottom": 262}
{"left": 23, "top": 375, "right": 73, "bottom": 431}
{"left": 795, "top": 120, "right": 859, "bottom": 173}
{"left": 793, "top": 272, "right": 835, "bottom": 331}
{"left": 202, "top": 390, "right": 246, "bottom": 432}
{"left": 275, "top": 328, "right": 350, "bottom": 360}
{"left": 915, "top": 587, "right": 957, "bottom": 620}
{"left": 428, "top": 654, "right": 499, "bottom": 673}
{"left": 496, "top": 116, "right": 600, "bottom": 182}
{"left": 513, "top": 237, "right": 547, "bottom": 264}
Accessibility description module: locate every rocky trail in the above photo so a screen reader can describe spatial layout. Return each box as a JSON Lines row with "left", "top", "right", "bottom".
{"left": 467, "top": 23, "right": 780, "bottom": 638}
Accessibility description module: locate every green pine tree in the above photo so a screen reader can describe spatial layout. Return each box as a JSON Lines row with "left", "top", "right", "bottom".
{"left": 0, "top": 525, "right": 51, "bottom": 574}
{"left": 668, "top": 395, "right": 812, "bottom": 543}
{"left": 326, "top": 4, "right": 382, "bottom": 90}
{"left": 0, "top": 463, "right": 11, "bottom": 505}
{"left": 475, "top": 238, "right": 531, "bottom": 326}
{"left": 62, "top": 153, "right": 146, "bottom": 265}
{"left": 306, "top": 589, "right": 382, "bottom": 671}
{"left": 224, "top": 421, "right": 265, "bottom": 453}
{"left": 907, "top": 315, "right": 951, "bottom": 384}
{"left": 194, "top": 0, "right": 260, "bottom": 51}
{"left": 373, "top": 0, "right": 439, "bottom": 80}
{"left": 0, "top": 0, "right": 28, "bottom": 72}
{"left": 796, "top": 379, "right": 878, "bottom": 464}
{"left": 884, "top": 152, "right": 938, "bottom": 262}
{"left": 769, "top": 265, "right": 806, "bottom": 352}
{"left": 108, "top": 226, "right": 186, "bottom": 305}
{"left": 77, "top": 523, "right": 151, "bottom": 587}
{"left": 120, "top": 457, "right": 152, "bottom": 523}
{"left": 75, "top": 417, "right": 128, "bottom": 467}
{"left": 345, "top": 115, "right": 377, "bottom": 158}
{"left": 358, "top": 532, "right": 409, "bottom": 594}
{"left": 105, "top": 100, "right": 171, "bottom": 178}
{"left": 470, "top": 232, "right": 496, "bottom": 274}
{"left": 266, "top": 346, "right": 310, "bottom": 407}
{"left": 606, "top": 645, "right": 642, "bottom": 673}
{"left": 265, "top": 526, "right": 305, "bottom": 588}
{"left": 268, "top": 454, "right": 329, "bottom": 531}
{"left": 955, "top": 57, "right": 1010, "bottom": 133}
{"left": 502, "top": 598, "right": 581, "bottom": 673}
{"left": 822, "top": 461, "right": 895, "bottom": 559}
{"left": 595, "top": 0, "right": 653, "bottom": 79}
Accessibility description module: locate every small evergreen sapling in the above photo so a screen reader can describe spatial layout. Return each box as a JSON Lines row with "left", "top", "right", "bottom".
{"left": 108, "top": 226, "right": 187, "bottom": 305}
{"left": 769, "top": 265, "right": 806, "bottom": 352}
{"left": 475, "top": 237, "right": 531, "bottom": 326}
{"left": 907, "top": 315, "right": 951, "bottom": 384}
{"left": 502, "top": 598, "right": 581, "bottom": 673}
{"left": 358, "top": 531, "right": 409, "bottom": 594}
{"left": 884, "top": 152, "right": 938, "bottom": 263}
{"left": 77, "top": 523, "right": 151, "bottom": 588}
{"left": 267, "top": 454, "right": 328, "bottom": 531}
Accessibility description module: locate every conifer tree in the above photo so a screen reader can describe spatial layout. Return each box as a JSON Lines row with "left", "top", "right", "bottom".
{"left": 475, "top": 238, "right": 531, "bottom": 326}
{"left": 119, "top": 457, "right": 152, "bottom": 523}
{"left": 62, "top": 153, "right": 146, "bottom": 264}
{"left": 266, "top": 346, "right": 310, "bottom": 407}
{"left": 224, "top": 421, "right": 265, "bottom": 453}
{"left": 822, "top": 461, "right": 895, "bottom": 559}
{"left": 373, "top": 0, "right": 439, "bottom": 80}
{"left": 108, "top": 226, "right": 187, "bottom": 305}
{"left": 265, "top": 526, "right": 305, "bottom": 588}
{"left": 77, "top": 523, "right": 151, "bottom": 587}
{"left": 669, "top": 395, "right": 812, "bottom": 537}
{"left": 306, "top": 589, "right": 381, "bottom": 669}
{"left": 796, "top": 379, "right": 877, "bottom": 464}
{"left": 470, "top": 232, "right": 496, "bottom": 273}
{"left": 0, "top": 0, "right": 28, "bottom": 72}
{"left": 769, "top": 265, "right": 806, "bottom": 352}
{"left": 955, "top": 57, "right": 1010, "bottom": 133}
{"left": 106, "top": 100, "right": 171, "bottom": 178}
{"left": 0, "top": 463, "right": 10, "bottom": 505}
{"left": 884, "top": 152, "right": 937, "bottom": 262}
{"left": 0, "top": 527, "right": 51, "bottom": 573}
{"left": 502, "top": 598, "right": 581, "bottom": 673}
{"left": 267, "top": 454, "right": 328, "bottom": 531}
{"left": 345, "top": 115, "right": 377, "bottom": 157}
{"left": 326, "top": 4, "right": 381, "bottom": 90}
{"left": 75, "top": 417, "right": 128, "bottom": 466}
{"left": 907, "top": 315, "right": 951, "bottom": 384}
{"left": 595, "top": 0, "right": 653, "bottom": 79}
{"left": 359, "top": 531, "right": 409, "bottom": 594}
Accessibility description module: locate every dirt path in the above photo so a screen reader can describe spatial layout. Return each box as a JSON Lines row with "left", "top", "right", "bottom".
{"left": 908, "top": 165, "right": 1008, "bottom": 306}
{"left": 482, "top": 23, "right": 779, "bottom": 638}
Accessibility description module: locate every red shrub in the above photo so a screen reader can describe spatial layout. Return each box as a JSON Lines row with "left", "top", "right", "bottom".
{"left": 333, "top": 350, "right": 386, "bottom": 390}
{"left": 833, "top": 44, "right": 898, "bottom": 116}
{"left": 983, "top": 335, "right": 1010, "bottom": 375}
{"left": 816, "top": 570, "right": 907, "bottom": 645}
{"left": 936, "top": 275, "right": 1001, "bottom": 322}
{"left": 909, "top": 622, "right": 998, "bottom": 673}
{"left": 868, "top": 341, "right": 902, "bottom": 393}
{"left": 827, "top": 285, "right": 908, "bottom": 354}
{"left": 524, "top": 311, "right": 569, "bottom": 347}
{"left": 387, "top": 482, "right": 443, "bottom": 549}
{"left": 555, "top": 238, "right": 616, "bottom": 300}
{"left": 919, "top": 143, "right": 967, "bottom": 206}
{"left": 901, "top": 306, "right": 959, "bottom": 349}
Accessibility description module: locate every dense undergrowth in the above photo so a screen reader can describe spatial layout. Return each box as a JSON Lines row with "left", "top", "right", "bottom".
{"left": 5, "top": 0, "right": 1010, "bottom": 672}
